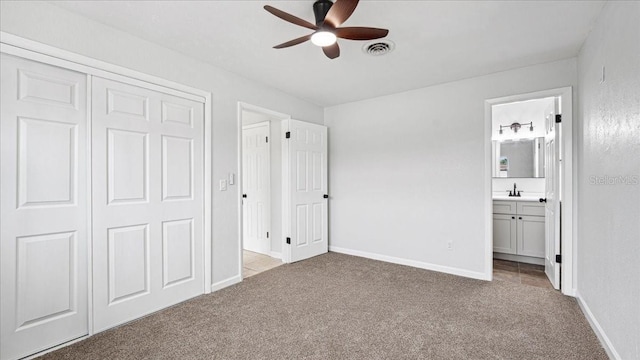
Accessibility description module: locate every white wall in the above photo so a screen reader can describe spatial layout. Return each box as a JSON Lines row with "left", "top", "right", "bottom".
{"left": 325, "top": 58, "right": 577, "bottom": 277}
{"left": 577, "top": 1, "right": 640, "bottom": 359}
{"left": 491, "top": 97, "right": 553, "bottom": 141}
{"left": 0, "top": 1, "right": 323, "bottom": 285}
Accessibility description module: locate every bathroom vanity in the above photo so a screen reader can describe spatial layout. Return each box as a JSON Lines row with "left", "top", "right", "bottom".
{"left": 493, "top": 198, "right": 545, "bottom": 264}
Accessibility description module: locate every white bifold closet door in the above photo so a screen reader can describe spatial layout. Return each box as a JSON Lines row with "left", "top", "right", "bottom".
{"left": 91, "top": 78, "right": 204, "bottom": 332}
{"left": 0, "top": 54, "right": 89, "bottom": 359}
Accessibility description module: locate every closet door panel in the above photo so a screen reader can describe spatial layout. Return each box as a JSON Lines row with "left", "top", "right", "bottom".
{"left": 1, "top": 54, "right": 88, "bottom": 360}
{"left": 91, "top": 77, "right": 204, "bottom": 332}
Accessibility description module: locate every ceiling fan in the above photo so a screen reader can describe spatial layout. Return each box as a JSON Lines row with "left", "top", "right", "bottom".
{"left": 264, "top": 0, "right": 389, "bottom": 59}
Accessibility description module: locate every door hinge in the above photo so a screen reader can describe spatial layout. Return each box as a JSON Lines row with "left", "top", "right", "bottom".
{"left": 555, "top": 114, "right": 562, "bottom": 123}
{"left": 266, "top": 136, "right": 269, "bottom": 143}
{"left": 555, "top": 254, "right": 562, "bottom": 263}
{"left": 286, "top": 237, "right": 291, "bottom": 244}
{"left": 266, "top": 232, "right": 269, "bottom": 238}
{"left": 285, "top": 131, "right": 291, "bottom": 139}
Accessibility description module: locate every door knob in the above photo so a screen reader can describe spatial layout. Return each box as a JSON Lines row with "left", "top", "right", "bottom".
{"left": 242, "top": 194, "right": 247, "bottom": 198}
{"left": 539, "top": 198, "right": 547, "bottom": 203}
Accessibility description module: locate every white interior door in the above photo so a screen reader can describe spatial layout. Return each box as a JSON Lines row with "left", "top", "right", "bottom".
{"left": 242, "top": 122, "right": 271, "bottom": 255}
{"left": 283, "top": 119, "right": 328, "bottom": 263}
{"left": 1, "top": 54, "right": 88, "bottom": 359}
{"left": 544, "top": 101, "right": 561, "bottom": 289}
{"left": 91, "top": 77, "right": 204, "bottom": 332}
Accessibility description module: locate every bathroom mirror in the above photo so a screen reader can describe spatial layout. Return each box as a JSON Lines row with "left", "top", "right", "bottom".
{"left": 492, "top": 137, "right": 545, "bottom": 178}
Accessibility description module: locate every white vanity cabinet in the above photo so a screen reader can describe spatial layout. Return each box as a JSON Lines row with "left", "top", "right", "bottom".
{"left": 493, "top": 200, "right": 545, "bottom": 258}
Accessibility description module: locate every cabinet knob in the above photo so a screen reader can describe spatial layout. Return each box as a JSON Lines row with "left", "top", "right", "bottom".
{"left": 512, "top": 216, "right": 515, "bottom": 219}
{"left": 519, "top": 217, "right": 522, "bottom": 220}
{"left": 539, "top": 198, "right": 547, "bottom": 203}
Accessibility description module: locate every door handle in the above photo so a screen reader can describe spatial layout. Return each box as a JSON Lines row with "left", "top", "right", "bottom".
{"left": 242, "top": 194, "right": 247, "bottom": 198}
{"left": 539, "top": 198, "right": 547, "bottom": 203}
{"left": 323, "top": 194, "right": 329, "bottom": 199}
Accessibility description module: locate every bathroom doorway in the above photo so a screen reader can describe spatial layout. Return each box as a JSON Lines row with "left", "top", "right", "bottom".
{"left": 485, "top": 87, "right": 574, "bottom": 295}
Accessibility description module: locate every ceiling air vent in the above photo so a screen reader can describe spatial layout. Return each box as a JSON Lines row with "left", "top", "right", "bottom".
{"left": 363, "top": 40, "right": 395, "bottom": 56}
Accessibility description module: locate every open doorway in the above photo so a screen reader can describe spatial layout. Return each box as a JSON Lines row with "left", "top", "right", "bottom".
{"left": 238, "top": 103, "right": 289, "bottom": 278}
{"left": 485, "top": 87, "right": 574, "bottom": 295}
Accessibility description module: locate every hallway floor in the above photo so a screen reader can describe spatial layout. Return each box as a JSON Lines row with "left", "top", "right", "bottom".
{"left": 493, "top": 259, "right": 554, "bottom": 289}
{"left": 242, "top": 250, "right": 283, "bottom": 278}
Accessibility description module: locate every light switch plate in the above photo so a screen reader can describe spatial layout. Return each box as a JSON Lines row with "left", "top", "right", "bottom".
{"left": 229, "top": 173, "right": 235, "bottom": 185}
{"left": 219, "top": 179, "right": 227, "bottom": 191}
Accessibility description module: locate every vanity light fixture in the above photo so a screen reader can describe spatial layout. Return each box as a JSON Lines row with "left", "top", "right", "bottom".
{"left": 498, "top": 122, "right": 534, "bottom": 135}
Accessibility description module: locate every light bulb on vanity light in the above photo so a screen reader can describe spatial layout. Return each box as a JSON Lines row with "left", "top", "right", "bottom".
{"left": 311, "top": 31, "right": 337, "bottom": 47}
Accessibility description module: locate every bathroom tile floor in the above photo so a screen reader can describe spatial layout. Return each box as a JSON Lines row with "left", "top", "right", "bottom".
{"left": 243, "top": 250, "right": 283, "bottom": 278}
{"left": 493, "top": 259, "right": 554, "bottom": 289}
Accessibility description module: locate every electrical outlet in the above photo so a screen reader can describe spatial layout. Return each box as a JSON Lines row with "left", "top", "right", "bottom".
{"left": 447, "top": 241, "right": 453, "bottom": 251}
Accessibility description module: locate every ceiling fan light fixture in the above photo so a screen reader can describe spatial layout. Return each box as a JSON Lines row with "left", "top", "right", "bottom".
{"left": 311, "top": 31, "right": 337, "bottom": 47}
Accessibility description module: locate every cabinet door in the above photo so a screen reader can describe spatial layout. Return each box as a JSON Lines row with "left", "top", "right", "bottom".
{"left": 493, "top": 214, "right": 517, "bottom": 254}
{"left": 517, "top": 215, "right": 545, "bottom": 258}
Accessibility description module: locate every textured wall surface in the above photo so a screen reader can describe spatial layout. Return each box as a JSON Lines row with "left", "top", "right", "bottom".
{"left": 577, "top": 1, "right": 640, "bottom": 358}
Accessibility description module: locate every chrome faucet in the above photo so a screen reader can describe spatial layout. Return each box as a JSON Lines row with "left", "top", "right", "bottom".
{"left": 508, "top": 183, "right": 522, "bottom": 197}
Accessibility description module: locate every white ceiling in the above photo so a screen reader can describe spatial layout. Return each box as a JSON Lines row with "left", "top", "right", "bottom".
{"left": 52, "top": 0, "right": 605, "bottom": 107}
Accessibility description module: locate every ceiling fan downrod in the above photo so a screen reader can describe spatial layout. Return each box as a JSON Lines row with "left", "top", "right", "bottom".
{"left": 313, "top": 0, "right": 334, "bottom": 27}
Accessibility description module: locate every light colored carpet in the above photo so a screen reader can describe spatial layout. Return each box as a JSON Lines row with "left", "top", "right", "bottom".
{"left": 41, "top": 253, "right": 607, "bottom": 359}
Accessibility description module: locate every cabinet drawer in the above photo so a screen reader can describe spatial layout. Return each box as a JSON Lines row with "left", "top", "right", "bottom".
{"left": 517, "top": 202, "right": 545, "bottom": 216}
{"left": 493, "top": 201, "right": 516, "bottom": 215}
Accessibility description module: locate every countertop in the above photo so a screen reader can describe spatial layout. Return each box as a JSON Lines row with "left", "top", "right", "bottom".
{"left": 493, "top": 195, "right": 544, "bottom": 202}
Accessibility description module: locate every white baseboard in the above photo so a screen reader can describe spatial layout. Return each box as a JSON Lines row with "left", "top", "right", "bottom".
{"left": 576, "top": 292, "right": 621, "bottom": 360}
{"left": 270, "top": 251, "right": 282, "bottom": 259}
{"left": 329, "top": 246, "right": 489, "bottom": 281}
{"left": 24, "top": 335, "right": 89, "bottom": 360}
{"left": 211, "top": 275, "right": 242, "bottom": 292}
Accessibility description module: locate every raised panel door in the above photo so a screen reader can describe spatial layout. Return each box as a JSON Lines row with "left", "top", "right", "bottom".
{"left": 242, "top": 122, "right": 271, "bottom": 255}
{"left": 91, "top": 77, "right": 204, "bottom": 332}
{"left": 1, "top": 54, "right": 88, "bottom": 360}
{"left": 285, "top": 120, "right": 328, "bottom": 263}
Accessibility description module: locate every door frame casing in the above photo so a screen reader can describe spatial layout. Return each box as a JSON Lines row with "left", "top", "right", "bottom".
{"left": 236, "top": 103, "right": 290, "bottom": 275}
{"left": 484, "top": 86, "right": 575, "bottom": 296}
{"left": 0, "top": 32, "right": 214, "bottom": 344}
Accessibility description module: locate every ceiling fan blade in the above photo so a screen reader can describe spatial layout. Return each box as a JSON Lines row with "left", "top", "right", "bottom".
{"left": 335, "top": 27, "right": 389, "bottom": 41}
{"left": 323, "top": 0, "right": 359, "bottom": 28}
{"left": 273, "top": 34, "right": 312, "bottom": 49}
{"left": 264, "top": 5, "right": 318, "bottom": 31}
{"left": 322, "top": 43, "right": 340, "bottom": 59}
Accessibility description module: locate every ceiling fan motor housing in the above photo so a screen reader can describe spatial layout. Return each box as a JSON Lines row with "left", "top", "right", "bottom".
{"left": 313, "top": 0, "right": 334, "bottom": 27}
